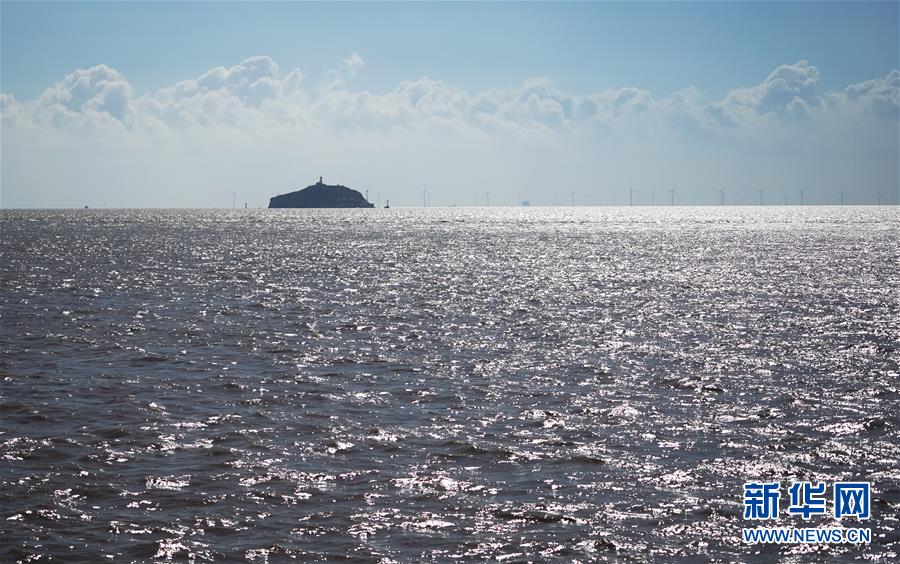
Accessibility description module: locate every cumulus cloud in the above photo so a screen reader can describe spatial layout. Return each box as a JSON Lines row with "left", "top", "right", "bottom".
{"left": 7, "top": 56, "right": 893, "bottom": 137}
{"left": 0, "top": 93, "right": 16, "bottom": 112}
{"left": 1, "top": 55, "right": 897, "bottom": 208}
{"left": 827, "top": 69, "right": 900, "bottom": 120}
{"left": 133, "top": 55, "right": 304, "bottom": 128}
{"left": 712, "top": 60, "right": 822, "bottom": 124}
{"left": 26, "top": 64, "right": 134, "bottom": 129}
{"left": 320, "top": 52, "right": 366, "bottom": 90}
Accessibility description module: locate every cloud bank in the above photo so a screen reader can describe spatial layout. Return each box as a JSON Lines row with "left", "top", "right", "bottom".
{"left": 2, "top": 55, "right": 897, "bottom": 207}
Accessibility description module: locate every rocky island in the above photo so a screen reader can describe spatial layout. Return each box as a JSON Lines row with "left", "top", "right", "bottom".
{"left": 268, "top": 177, "right": 374, "bottom": 208}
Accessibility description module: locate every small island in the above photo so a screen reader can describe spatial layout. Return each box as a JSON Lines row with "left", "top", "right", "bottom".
{"left": 268, "top": 177, "right": 374, "bottom": 208}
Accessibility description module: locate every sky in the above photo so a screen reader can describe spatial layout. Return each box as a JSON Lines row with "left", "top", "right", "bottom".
{"left": 1, "top": 1, "right": 898, "bottom": 208}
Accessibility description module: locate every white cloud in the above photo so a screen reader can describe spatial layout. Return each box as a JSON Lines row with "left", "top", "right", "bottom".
{"left": 7, "top": 55, "right": 896, "bottom": 134}
{"left": 715, "top": 60, "right": 822, "bottom": 123}
{"left": 19, "top": 64, "right": 135, "bottom": 130}
{"left": 827, "top": 69, "right": 900, "bottom": 120}
{"left": 1, "top": 56, "right": 897, "bottom": 208}
{"left": 320, "top": 51, "right": 366, "bottom": 90}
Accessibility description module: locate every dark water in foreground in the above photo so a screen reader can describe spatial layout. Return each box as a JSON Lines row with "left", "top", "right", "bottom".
{"left": 1, "top": 207, "right": 898, "bottom": 562}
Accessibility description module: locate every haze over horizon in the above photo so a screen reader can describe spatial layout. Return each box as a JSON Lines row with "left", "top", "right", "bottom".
{"left": 1, "top": 1, "right": 898, "bottom": 208}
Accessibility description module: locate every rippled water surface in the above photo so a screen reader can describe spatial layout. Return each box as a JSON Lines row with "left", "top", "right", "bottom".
{"left": 1, "top": 207, "right": 898, "bottom": 562}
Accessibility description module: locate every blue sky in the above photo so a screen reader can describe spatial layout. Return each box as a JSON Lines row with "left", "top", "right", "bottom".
{"left": 1, "top": 1, "right": 898, "bottom": 207}
{"left": 4, "top": 2, "right": 898, "bottom": 99}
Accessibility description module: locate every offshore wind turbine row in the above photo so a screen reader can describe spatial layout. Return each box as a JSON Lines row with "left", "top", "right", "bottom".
{"left": 464, "top": 186, "right": 890, "bottom": 207}
{"left": 276, "top": 183, "right": 892, "bottom": 208}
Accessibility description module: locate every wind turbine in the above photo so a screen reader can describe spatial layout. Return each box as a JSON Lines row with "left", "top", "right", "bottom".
{"left": 629, "top": 186, "right": 640, "bottom": 207}
{"left": 423, "top": 187, "right": 431, "bottom": 207}
{"left": 650, "top": 191, "right": 656, "bottom": 205}
{"left": 800, "top": 190, "right": 805, "bottom": 207}
{"left": 667, "top": 186, "right": 676, "bottom": 206}
{"left": 838, "top": 191, "right": 846, "bottom": 206}
{"left": 758, "top": 189, "right": 764, "bottom": 206}
{"left": 877, "top": 191, "right": 882, "bottom": 206}
{"left": 716, "top": 187, "right": 726, "bottom": 206}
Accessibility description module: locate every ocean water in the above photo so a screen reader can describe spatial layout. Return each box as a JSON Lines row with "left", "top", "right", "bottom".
{"left": 1, "top": 206, "right": 898, "bottom": 562}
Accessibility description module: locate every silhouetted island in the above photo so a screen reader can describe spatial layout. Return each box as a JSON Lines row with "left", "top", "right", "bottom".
{"left": 268, "top": 177, "right": 374, "bottom": 208}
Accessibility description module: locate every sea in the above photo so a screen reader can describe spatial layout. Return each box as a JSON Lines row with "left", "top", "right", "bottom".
{"left": 1, "top": 206, "right": 898, "bottom": 562}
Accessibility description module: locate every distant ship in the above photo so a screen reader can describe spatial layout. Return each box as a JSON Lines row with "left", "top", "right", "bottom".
{"left": 268, "top": 177, "right": 374, "bottom": 208}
